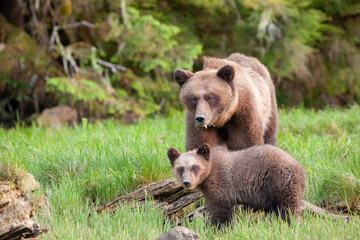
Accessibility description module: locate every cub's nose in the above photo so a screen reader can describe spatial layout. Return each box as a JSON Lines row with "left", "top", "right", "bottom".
{"left": 195, "top": 115, "right": 205, "bottom": 125}
{"left": 183, "top": 180, "right": 191, "bottom": 188}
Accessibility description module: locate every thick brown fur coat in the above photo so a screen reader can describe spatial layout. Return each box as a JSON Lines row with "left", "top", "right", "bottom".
{"left": 175, "top": 53, "right": 278, "bottom": 151}
{"left": 167, "top": 144, "right": 306, "bottom": 226}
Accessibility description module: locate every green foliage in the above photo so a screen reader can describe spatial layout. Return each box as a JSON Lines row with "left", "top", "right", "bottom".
{"left": 129, "top": 0, "right": 360, "bottom": 107}
{"left": 51, "top": 3, "right": 202, "bottom": 118}
{"left": 104, "top": 7, "right": 202, "bottom": 73}
{"left": 254, "top": 2, "right": 327, "bottom": 80}
{"left": 1, "top": 0, "right": 360, "bottom": 125}
{"left": 310, "top": 0, "right": 360, "bottom": 16}
{"left": 230, "top": 1, "right": 327, "bottom": 84}
{"left": 0, "top": 1, "right": 203, "bottom": 123}
{"left": 45, "top": 76, "right": 127, "bottom": 115}
{"left": 236, "top": 0, "right": 360, "bottom": 105}
{"left": 0, "top": 14, "right": 53, "bottom": 122}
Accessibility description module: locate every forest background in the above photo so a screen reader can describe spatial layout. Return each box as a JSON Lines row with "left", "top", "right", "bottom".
{"left": 1, "top": 0, "right": 360, "bottom": 125}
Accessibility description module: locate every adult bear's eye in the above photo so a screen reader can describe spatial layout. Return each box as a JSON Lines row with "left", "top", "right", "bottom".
{"left": 188, "top": 95, "right": 198, "bottom": 108}
{"left": 205, "top": 95, "right": 213, "bottom": 102}
{"left": 205, "top": 93, "right": 218, "bottom": 107}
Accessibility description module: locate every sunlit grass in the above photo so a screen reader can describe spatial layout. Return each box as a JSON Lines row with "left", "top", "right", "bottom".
{"left": 185, "top": 209, "right": 359, "bottom": 239}
{"left": 1, "top": 106, "right": 360, "bottom": 239}
{"left": 1, "top": 112, "right": 184, "bottom": 203}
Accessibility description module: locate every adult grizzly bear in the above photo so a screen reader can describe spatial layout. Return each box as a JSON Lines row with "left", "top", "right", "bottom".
{"left": 175, "top": 53, "right": 277, "bottom": 151}
{"left": 167, "top": 144, "right": 306, "bottom": 226}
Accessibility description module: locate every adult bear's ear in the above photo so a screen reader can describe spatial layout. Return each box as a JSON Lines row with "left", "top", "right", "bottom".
{"left": 217, "top": 65, "right": 234, "bottom": 83}
{"left": 197, "top": 144, "right": 210, "bottom": 161}
{"left": 174, "top": 69, "right": 194, "bottom": 88}
{"left": 167, "top": 147, "right": 181, "bottom": 167}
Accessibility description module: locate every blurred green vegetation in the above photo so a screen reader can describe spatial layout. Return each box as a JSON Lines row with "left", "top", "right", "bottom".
{"left": 0, "top": 0, "right": 360, "bottom": 124}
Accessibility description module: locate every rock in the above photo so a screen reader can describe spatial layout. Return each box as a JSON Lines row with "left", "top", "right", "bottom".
{"left": 156, "top": 226, "right": 199, "bottom": 240}
{"left": 37, "top": 105, "right": 78, "bottom": 128}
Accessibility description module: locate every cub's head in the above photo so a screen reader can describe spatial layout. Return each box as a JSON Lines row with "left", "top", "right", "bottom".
{"left": 167, "top": 144, "right": 211, "bottom": 190}
{"left": 174, "top": 64, "right": 237, "bottom": 128}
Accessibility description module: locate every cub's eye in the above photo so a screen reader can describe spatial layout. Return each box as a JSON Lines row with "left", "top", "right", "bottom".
{"left": 191, "top": 165, "right": 199, "bottom": 174}
{"left": 177, "top": 167, "right": 184, "bottom": 175}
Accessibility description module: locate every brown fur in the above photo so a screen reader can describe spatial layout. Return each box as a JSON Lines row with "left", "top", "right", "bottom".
{"left": 175, "top": 53, "right": 278, "bottom": 151}
{"left": 167, "top": 144, "right": 306, "bottom": 226}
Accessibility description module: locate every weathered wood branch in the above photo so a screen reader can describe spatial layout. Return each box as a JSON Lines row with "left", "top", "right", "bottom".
{"left": 48, "top": 20, "right": 126, "bottom": 78}
{"left": 96, "top": 178, "right": 202, "bottom": 216}
{"left": 300, "top": 200, "right": 349, "bottom": 221}
{"left": 96, "top": 177, "right": 349, "bottom": 223}
{"left": 0, "top": 225, "right": 49, "bottom": 240}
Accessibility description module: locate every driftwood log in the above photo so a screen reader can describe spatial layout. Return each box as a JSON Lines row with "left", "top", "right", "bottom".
{"left": 0, "top": 177, "right": 48, "bottom": 240}
{"left": 96, "top": 178, "right": 203, "bottom": 216}
{"left": 96, "top": 178, "right": 348, "bottom": 223}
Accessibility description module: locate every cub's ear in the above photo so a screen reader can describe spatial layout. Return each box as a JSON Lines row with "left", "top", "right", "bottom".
{"left": 174, "top": 69, "right": 194, "bottom": 88}
{"left": 167, "top": 147, "right": 181, "bottom": 167}
{"left": 197, "top": 144, "right": 210, "bottom": 161}
{"left": 217, "top": 65, "right": 235, "bottom": 83}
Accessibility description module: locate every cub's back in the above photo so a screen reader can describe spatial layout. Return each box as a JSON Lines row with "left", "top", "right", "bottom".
{"left": 230, "top": 144, "right": 302, "bottom": 168}
{"left": 228, "top": 145, "right": 305, "bottom": 208}
{"left": 225, "top": 144, "right": 305, "bottom": 192}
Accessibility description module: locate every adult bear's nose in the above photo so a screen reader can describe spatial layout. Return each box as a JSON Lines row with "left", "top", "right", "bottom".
{"left": 195, "top": 115, "right": 205, "bottom": 125}
{"left": 183, "top": 180, "right": 191, "bottom": 188}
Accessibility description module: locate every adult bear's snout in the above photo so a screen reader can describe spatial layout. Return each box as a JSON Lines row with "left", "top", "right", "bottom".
{"left": 195, "top": 115, "right": 205, "bottom": 125}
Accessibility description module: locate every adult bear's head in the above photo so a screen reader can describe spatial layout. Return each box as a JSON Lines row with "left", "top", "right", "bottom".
{"left": 174, "top": 64, "right": 238, "bottom": 128}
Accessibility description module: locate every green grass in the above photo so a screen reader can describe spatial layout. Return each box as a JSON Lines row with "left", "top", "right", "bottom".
{"left": 1, "top": 106, "right": 360, "bottom": 239}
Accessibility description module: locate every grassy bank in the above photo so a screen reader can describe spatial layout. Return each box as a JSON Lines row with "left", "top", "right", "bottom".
{"left": 1, "top": 106, "right": 359, "bottom": 239}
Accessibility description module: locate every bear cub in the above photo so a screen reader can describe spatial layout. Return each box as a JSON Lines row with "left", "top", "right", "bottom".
{"left": 167, "top": 144, "right": 306, "bottom": 225}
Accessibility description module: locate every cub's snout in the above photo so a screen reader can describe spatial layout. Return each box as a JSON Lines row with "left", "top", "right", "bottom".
{"left": 183, "top": 180, "right": 191, "bottom": 189}
{"left": 167, "top": 145, "right": 211, "bottom": 191}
